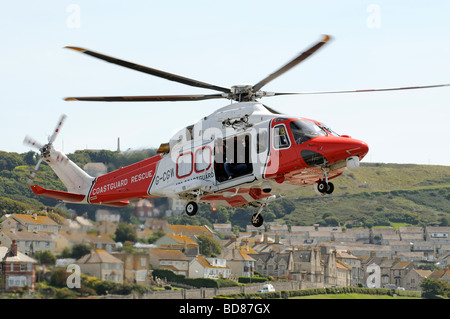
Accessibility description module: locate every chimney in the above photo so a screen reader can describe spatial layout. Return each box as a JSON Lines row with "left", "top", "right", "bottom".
{"left": 33, "top": 213, "right": 38, "bottom": 220}
{"left": 275, "top": 234, "right": 280, "bottom": 244}
{"left": 11, "top": 240, "right": 18, "bottom": 256}
{"left": 314, "top": 224, "right": 319, "bottom": 231}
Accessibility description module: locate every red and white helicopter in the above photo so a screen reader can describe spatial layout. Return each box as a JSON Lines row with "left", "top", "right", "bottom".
{"left": 24, "top": 35, "right": 449, "bottom": 227}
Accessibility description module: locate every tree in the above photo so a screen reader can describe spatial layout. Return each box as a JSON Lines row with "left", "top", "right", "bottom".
{"left": 71, "top": 243, "right": 92, "bottom": 260}
{"left": 197, "top": 234, "right": 221, "bottom": 257}
{"left": 420, "top": 278, "right": 450, "bottom": 298}
{"left": 115, "top": 222, "right": 138, "bottom": 243}
{"left": 34, "top": 250, "right": 56, "bottom": 265}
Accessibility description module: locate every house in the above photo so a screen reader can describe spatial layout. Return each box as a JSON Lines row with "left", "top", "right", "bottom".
{"left": 345, "top": 229, "right": 370, "bottom": 244}
{"left": 336, "top": 259, "right": 352, "bottom": 287}
{"left": 1, "top": 213, "right": 60, "bottom": 234}
{"left": 219, "top": 248, "right": 255, "bottom": 278}
{"left": 95, "top": 209, "right": 120, "bottom": 235}
{"left": 113, "top": 252, "right": 151, "bottom": 285}
{"left": 268, "top": 223, "right": 289, "bottom": 235}
{"left": 0, "top": 230, "right": 56, "bottom": 255}
{"left": 251, "top": 250, "right": 293, "bottom": 279}
{"left": 135, "top": 199, "right": 158, "bottom": 220}
{"left": 399, "top": 226, "right": 424, "bottom": 243}
{"left": 166, "top": 224, "right": 215, "bottom": 240}
{"left": 149, "top": 248, "right": 190, "bottom": 277}
{"left": 404, "top": 268, "right": 431, "bottom": 291}
{"left": 76, "top": 249, "right": 124, "bottom": 283}
{"left": 154, "top": 234, "right": 199, "bottom": 257}
{"left": 425, "top": 226, "right": 450, "bottom": 249}
{"left": 336, "top": 250, "right": 363, "bottom": 286}
{"left": 429, "top": 268, "right": 450, "bottom": 285}
{"left": 189, "top": 256, "right": 231, "bottom": 279}
{"left": 388, "top": 241, "right": 412, "bottom": 255}
{"left": 0, "top": 241, "right": 37, "bottom": 292}
{"left": 145, "top": 219, "right": 169, "bottom": 232}
{"left": 213, "top": 224, "right": 233, "bottom": 238}
{"left": 372, "top": 228, "right": 400, "bottom": 245}
{"left": 56, "top": 232, "right": 116, "bottom": 254}
{"left": 390, "top": 261, "right": 414, "bottom": 288}
{"left": 396, "top": 251, "right": 426, "bottom": 263}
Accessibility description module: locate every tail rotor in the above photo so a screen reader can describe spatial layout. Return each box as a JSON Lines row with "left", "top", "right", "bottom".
{"left": 23, "top": 114, "right": 67, "bottom": 185}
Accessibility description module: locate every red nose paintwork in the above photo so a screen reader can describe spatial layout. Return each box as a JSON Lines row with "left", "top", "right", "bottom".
{"left": 264, "top": 118, "right": 369, "bottom": 184}
{"left": 305, "top": 135, "right": 369, "bottom": 165}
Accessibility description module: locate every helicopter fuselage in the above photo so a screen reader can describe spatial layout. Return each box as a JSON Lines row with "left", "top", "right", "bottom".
{"left": 78, "top": 101, "right": 368, "bottom": 209}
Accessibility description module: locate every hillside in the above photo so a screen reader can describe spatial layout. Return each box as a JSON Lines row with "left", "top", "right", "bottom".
{"left": 274, "top": 163, "right": 450, "bottom": 228}
{"left": 0, "top": 149, "right": 449, "bottom": 229}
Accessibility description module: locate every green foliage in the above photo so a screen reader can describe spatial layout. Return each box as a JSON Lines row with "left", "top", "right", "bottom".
{"left": 152, "top": 268, "right": 219, "bottom": 288}
{"left": 197, "top": 234, "right": 222, "bottom": 257}
{"left": 115, "top": 222, "right": 138, "bottom": 243}
{"left": 34, "top": 250, "right": 56, "bottom": 265}
{"left": 147, "top": 229, "right": 165, "bottom": 244}
{"left": 420, "top": 278, "right": 450, "bottom": 299}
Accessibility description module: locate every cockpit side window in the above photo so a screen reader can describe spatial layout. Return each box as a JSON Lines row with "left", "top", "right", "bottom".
{"left": 273, "top": 124, "right": 290, "bottom": 149}
{"left": 290, "top": 120, "right": 327, "bottom": 145}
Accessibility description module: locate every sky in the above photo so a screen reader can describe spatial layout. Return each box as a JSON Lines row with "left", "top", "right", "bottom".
{"left": 1, "top": 1, "right": 449, "bottom": 166}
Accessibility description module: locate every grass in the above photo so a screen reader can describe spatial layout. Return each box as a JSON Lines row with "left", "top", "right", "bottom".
{"left": 291, "top": 293, "right": 421, "bottom": 299}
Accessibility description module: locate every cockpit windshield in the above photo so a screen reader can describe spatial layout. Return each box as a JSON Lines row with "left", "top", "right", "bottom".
{"left": 318, "top": 122, "right": 340, "bottom": 136}
{"left": 289, "top": 120, "right": 327, "bottom": 144}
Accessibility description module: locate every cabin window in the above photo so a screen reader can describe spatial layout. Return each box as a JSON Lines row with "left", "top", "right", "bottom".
{"left": 176, "top": 152, "right": 193, "bottom": 178}
{"left": 195, "top": 146, "right": 212, "bottom": 173}
{"left": 273, "top": 124, "right": 290, "bottom": 149}
{"left": 256, "top": 130, "right": 268, "bottom": 153}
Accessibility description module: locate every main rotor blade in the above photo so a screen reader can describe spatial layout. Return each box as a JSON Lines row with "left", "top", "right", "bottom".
{"left": 252, "top": 35, "right": 331, "bottom": 92}
{"left": 64, "top": 46, "right": 231, "bottom": 94}
{"left": 272, "top": 83, "right": 450, "bottom": 96}
{"left": 64, "top": 94, "right": 226, "bottom": 102}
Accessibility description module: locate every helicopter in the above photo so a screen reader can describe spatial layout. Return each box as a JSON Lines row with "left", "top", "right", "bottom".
{"left": 24, "top": 35, "right": 449, "bottom": 227}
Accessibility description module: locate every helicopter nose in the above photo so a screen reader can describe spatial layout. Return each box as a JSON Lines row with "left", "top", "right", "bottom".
{"left": 341, "top": 136, "right": 369, "bottom": 159}
{"left": 300, "top": 136, "right": 369, "bottom": 168}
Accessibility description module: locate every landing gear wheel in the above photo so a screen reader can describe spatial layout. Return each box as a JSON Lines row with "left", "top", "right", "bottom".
{"left": 326, "top": 182, "right": 334, "bottom": 194}
{"left": 185, "top": 201, "right": 198, "bottom": 216}
{"left": 317, "top": 181, "right": 328, "bottom": 194}
{"left": 251, "top": 213, "right": 264, "bottom": 228}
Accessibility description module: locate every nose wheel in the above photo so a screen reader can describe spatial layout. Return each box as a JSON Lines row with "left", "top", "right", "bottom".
{"left": 317, "top": 181, "right": 334, "bottom": 195}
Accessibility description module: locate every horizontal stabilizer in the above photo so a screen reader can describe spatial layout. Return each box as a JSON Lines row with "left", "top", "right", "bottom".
{"left": 30, "top": 185, "right": 85, "bottom": 202}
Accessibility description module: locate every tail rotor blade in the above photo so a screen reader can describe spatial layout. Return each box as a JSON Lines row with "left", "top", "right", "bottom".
{"left": 48, "top": 114, "right": 67, "bottom": 144}
{"left": 23, "top": 136, "right": 44, "bottom": 150}
{"left": 27, "top": 158, "right": 43, "bottom": 185}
